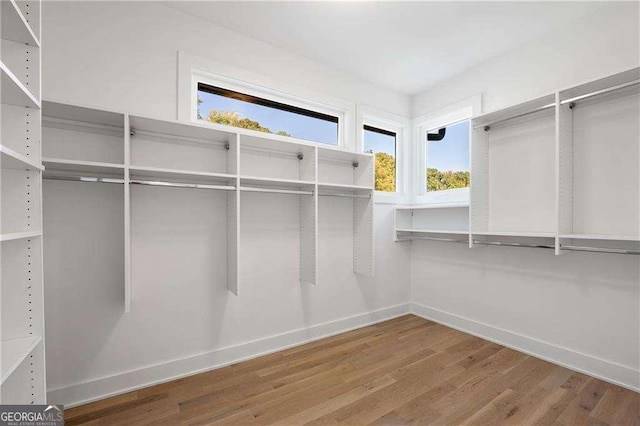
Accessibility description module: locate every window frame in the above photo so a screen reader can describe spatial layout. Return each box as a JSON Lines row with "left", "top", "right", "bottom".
{"left": 359, "top": 106, "right": 410, "bottom": 204}
{"left": 178, "top": 52, "right": 353, "bottom": 149}
{"left": 197, "top": 82, "right": 341, "bottom": 145}
{"left": 412, "top": 96, "right": 480, "bottom": 205}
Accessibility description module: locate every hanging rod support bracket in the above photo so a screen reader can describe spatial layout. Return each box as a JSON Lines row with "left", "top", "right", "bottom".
{"left": 297, "top": 153, "right": 304, "bottom": 161}
{"left": 352, "top": 161, "right": 359, "bottom": 168}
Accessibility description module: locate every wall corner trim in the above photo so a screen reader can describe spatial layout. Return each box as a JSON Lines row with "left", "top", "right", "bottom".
{"left": 48, "top": 303, "right": 411, "bottom": 407}
{"left": 410, "top": 302, "right": 640, "bottom": 393}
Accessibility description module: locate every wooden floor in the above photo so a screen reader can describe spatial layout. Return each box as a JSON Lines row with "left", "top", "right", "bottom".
{"left": 65, "top": 315, "right": 639, "bottom": 425}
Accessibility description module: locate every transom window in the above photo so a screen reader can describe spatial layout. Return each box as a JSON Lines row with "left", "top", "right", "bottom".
{"left": 363, "top": 125, "right": 397, "bottom": 193}
{"left": 197, "top": 83, "right": 339, "bottom": 145}
{"left": 426, "top": 120, "right": 470, "bottom": 192}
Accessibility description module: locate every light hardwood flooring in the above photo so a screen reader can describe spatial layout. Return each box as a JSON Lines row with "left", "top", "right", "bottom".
{"left": 65, "top": 315, "right": 639, "bottom": 425}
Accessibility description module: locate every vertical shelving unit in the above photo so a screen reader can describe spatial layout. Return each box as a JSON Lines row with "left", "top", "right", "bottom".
{"left": 398, "top": 68, "right": 638, "bottom": 257}
{"left": 41, "top": 102, "right": 376, "bottom": 315}
{"left": 470, "top": 94, "right": 557, "bottom": 248}
{"left": 557, "top": 68, "right": 640, "bottom": 254}
{"left": 0, "top": 0, "right": 44, "bottom": 404}
{"left": 317, "top": 147, "right": 374, "bottom": 276}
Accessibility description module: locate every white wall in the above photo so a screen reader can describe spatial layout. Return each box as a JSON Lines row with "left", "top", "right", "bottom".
{"left": 413, "top": 3, "right": 640, "bottom": 116}
{"left": 42, "top": 1, "right": 411, "bottom": 406}
{"left": 410, "top": 2, "right": 640, "bottom": 391}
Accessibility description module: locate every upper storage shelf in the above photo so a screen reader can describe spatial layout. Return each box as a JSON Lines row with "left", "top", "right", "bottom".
{"left": 43, "top": 102, "right": 125, "bottom": 168}
{"left": 1, "top": 61, "right": 39, "bottom": 109}
{"left": 1, "top": 0, "right": 39, "bottom": 47}
{"left": 240, "top": 134, "right": 316, "bottom": 183}
{"left": 317, "top": 146, "right": 373, "bottom": 189}
{"left": 130, "top": 116, "right": 237, "bottom": 178}
{"left": 557, "top": 68, "right": 639, "bottom": 243}
{"left": 471, "top": 93, "right": 556, "bottom": 238}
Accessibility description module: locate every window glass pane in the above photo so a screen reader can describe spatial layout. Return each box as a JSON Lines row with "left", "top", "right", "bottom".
{"left": 197, "top": 84, "right": 338, "bottom": 145}
{"left": 426, "top": 121, "right": 470, "bottom": 192}
{"left": 364, "top": 125, "right": 396, "bottom": 192}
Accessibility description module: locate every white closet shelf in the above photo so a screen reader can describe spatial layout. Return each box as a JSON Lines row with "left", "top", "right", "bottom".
{"left": 473, "top": 93, "right": 555, "bottom": 129}
{"left": 130, "top": 116, "right": 235, "bottom": 146}
{"left": 0, "top": 230, "right": 41, "bottom": 242}
{"left": 559, "top": 234, "right": 640, "bottom": 242}
{"left": 472, "top": 231, "right": 556, "bottom": 238}
{"left": 1, "top": 335, "right": 42, "bottom": 384}
{"left": 130, "top": 166, "right": 236, "bottom": 184}
{"left": 1, "top": 61, "right": 39, "bottom": 109}
{"left": 395, "top": 202, "right": 469, "bottom": 210}
{"left": 397, "top": 229, "right": 469, "bottom": 235}
{"left": 1, "top": 0, "right": 39, "bottom": 47}
{"left": 0, "top": 144, "right": 43, "bottom": 171}
{"left": 240, "top": 176, "right": 315, "bottom": 192}
{"left": 317, "top": 182, "right": 373, "bottom": 192}
{"left": 241, "top": 134, "right": 314, "bottom": 155}
{"left": 317, "top": 146, "right": 373, "bottom": 161}
{"left": 43, "top": 158, "right": 125, "bottom": 175}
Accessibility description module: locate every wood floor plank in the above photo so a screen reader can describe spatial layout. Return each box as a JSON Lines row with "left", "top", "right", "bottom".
{"left": 65, "top": 315, "right": 640, "bottom": 425}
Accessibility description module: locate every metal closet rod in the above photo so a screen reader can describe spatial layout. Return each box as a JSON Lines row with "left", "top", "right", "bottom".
{"left": 400, "top": 235, "right": 468, "bottom": 244}
{"left": 43, "top": 174, "right": 124, "bottom": 184}
{"left": 318, "top": 192, "right": 371, "bottom": 199}
{"left": 474, "top": 103, "right": 555, "bottom": 131}
{"left": 473, "top": 240, "right": 555, "bottom": 250}
{"left": 130, "top": 179, "right": 235, "bottom": 191}
{"left": 560, "top": 79, "right": 640, "bottom": 105}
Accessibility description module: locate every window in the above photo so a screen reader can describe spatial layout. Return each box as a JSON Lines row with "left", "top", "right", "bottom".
{"left": 363, "top": 125, "right": 397, "bottom": 192}
{"left": 197, "top": 83, "right": 339, "bottom": 145}
{"left": 426, "top": 120, "right": 470, "bottom": 192}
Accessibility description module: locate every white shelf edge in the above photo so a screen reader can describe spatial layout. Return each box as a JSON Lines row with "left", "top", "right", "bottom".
{"left": 0, "top": 144, "right": 43, "bottom": 171}
{"left": 317, "top": 182, "right": 373, "bottom": 190}
{"left": 396, "top": 228, "right": 469, "bottom": 235}
{"left": 43, "top": 158, "right": 125, "bottom": 169}
{"left": 2, "top": 0, "right": 40, "bottom": 47}
{"left": 559, "top": 234, "right": 640, "bottom": 242}
{"left": 0, "top": 230, "right": 41, "bottom": 242}
{"left": 0, "top": 60, "right": 40, "bottom": 109}
{"left": 395, "top": 202, "right": 469, "bottom": 210}
{"left": 240, "top": 175, "right": 314, "bottom": 185}
{"left": 1, "top": 335, "right": 42, "bottom": 384}
{"left": 130, "top": 165, "right": 236, "bottom": 179}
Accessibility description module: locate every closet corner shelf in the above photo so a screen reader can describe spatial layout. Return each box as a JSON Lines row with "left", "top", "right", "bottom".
{"left": 0, "top": 230, "right": 41, "bottom": 242}
{"left": 0, "top": 335, "right": 42, "bottom": 384}
{"left": 395, "top": 202, "right": 469, "bottom": 210}
{"left": 129, "top": 166, "right": 235, "bottom": 184}
{"left": 397, "top": 229, "right": 469, "bottom": 235}
{"left": 472, "top": 231, "right": 556, "bottom": 238}
{"left": 1, "top": 0, "right": 40, "bottom": 47}
{"left": 0, "top": 61, "right": 40, "bottom": 109}
{"left": 1, "top": 145, "right": 43, "bottom": 171}
{"left": 43, "top": 158, "right": 124, "bottom": 175}
{"left": 559, "top": 233, "right": 640, "bottom": 242}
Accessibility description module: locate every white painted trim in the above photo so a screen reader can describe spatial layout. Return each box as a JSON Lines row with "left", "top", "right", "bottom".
{"left": 411, "top": 302, "right": 640, "bottom": 393}
{"left": 48, "top": 303, "right": 411, "bottom": 407}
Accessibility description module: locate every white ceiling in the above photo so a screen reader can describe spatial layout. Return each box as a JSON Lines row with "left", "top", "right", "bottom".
{"left": 164, "top": 1, "right": 607, "bottom": 95}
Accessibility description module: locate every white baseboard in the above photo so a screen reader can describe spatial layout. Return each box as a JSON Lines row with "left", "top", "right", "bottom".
{"left": 48, "top": 303, "right": 411, "bottom": 408}
{"left": 411, "top": 302, "right": 639, "bottom": 393}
